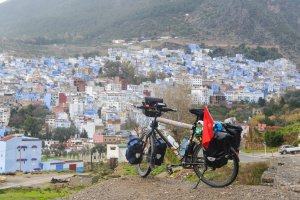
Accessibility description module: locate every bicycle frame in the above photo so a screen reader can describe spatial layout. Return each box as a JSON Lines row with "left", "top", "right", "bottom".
{"left": 146, "top": 115, "right": 204, "bottom": 168}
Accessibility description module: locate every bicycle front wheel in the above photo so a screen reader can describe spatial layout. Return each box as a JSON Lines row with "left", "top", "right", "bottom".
{"left": 193, "top": 144, "right": 239, "bottom": 188}
{"left": 137, "top": 132, "right": 154, "bottom": 177}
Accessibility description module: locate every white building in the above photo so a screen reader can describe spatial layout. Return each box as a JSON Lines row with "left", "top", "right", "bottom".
{"left": 0, "top": 105, "right": 10, "bottom": 126}
{"left": 0, "top": 134, "right": 42, "bottom": 173}
{"left": 225, "top": 91, "right": 264, "bottom": 103}
{"left": 191, "top": 76, "right": 203, "bottom": 88}
{"left": 191, "top": 86, "right": 213, "bottom": 105}
{"left": 69, "top": 101, "right": 84, "bottom": 120}
{"left": 106, "top": 144, "right": 127, "bottom": 162}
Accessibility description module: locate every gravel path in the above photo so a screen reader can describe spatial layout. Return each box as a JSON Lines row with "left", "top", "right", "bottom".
{"left": 61, "top": 176, "right": 300, "bottom": 200}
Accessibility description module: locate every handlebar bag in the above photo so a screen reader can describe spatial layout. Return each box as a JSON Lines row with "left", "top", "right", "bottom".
{"left": 126, "top": 135, "right": 144, "bottom": 164}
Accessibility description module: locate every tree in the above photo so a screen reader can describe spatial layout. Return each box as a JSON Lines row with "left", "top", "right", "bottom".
{"left": 90, "top": 144, "right": 106, "bottom": 170}
{"left": 80, "top": 130, "right": 88, "bottom": 138}
{"left": 153, "top": 84, "right": 193, "bottom": 141}
{"left": 264, "top": 131, "right": 284, "bottom": 147}
{"left": 43, "top": 149, "right": 51, "bottom": 158}
{"left": 8, "top": 104, "right": 49, "bottom": 137}
{"left": 23, "top": 116, "right": 41, "bottom": 137}
{"left": 258, "top": 97, "right": 266, "bottom": 107}
{"left": 97, "top": 108, "right": 102, "bottom": 118}
{"left": 52, "top": 127, "right": 76, "bottom": 143}
{"left": 102, "top": 61, "right": 121, "bottom": 77}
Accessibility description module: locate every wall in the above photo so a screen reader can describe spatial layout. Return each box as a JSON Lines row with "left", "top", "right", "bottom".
{"left": 4, "top": 136, "right": 42, "bottom": 173}
{"left": 106, "top": 144, "right": 119, "bottom": 159}
{"left": 0, "top": 141, "right": 6, "bottom": 173}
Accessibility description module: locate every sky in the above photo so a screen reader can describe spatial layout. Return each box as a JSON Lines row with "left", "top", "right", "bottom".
{"left": 0, "top": 0, "right": 7, "bottom": 4}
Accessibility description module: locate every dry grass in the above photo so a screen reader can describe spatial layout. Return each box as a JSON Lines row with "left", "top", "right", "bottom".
{"left": 235, "top": 162, "right": 269, "bottom": 185}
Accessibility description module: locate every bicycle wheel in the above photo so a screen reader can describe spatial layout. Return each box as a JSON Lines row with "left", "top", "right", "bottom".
{"left": 137, "top": 132, "right": 154, "bottom": 177}
{"left": 192, "top": 144, "right": 239, "bottom": 188}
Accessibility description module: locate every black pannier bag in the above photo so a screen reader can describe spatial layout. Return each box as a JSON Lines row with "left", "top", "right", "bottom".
{"left": 143, "top": 97, "right": 163, "bottom": 117}
{"left": 224, "top": 124, "right": 243, "bottom": 152}
{"left": 126, "top": 135, "right": 144, "bottom": 164}
{"left": 154, "top": 138, "right": 167, "bottom": 165}
{"left": 204, "top": 132, "right": 230, "bottom": 169}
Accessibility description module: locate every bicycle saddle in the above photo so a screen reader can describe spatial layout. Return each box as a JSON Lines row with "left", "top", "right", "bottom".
{"left": 189, "top": 109, "right": 204, "bottom": 120}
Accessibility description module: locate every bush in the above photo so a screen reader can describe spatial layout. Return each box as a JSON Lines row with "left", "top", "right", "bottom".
{"left": 292, "top": 138, "right": 300, "bottom": 147}
{"left": 264, "top": 131, "right": 284, "bottom": 147}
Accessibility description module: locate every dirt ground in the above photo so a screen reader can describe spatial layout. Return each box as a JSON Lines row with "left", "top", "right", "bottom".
{"left": 0, "top": 173, "right": 75, "bottom": 189}
{"left": 61, "top": 176, "right": 300, "bottom": 200}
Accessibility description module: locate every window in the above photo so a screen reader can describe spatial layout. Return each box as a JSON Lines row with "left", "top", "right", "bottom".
{"left": 110, "top": 147, "right": 116, "bottom": 150}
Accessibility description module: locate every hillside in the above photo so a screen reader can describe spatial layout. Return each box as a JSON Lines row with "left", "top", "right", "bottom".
{"left": 0, "top": 0, "right": 299, "bottom": 64}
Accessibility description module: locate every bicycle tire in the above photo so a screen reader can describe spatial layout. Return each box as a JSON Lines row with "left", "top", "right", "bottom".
{"left": 192, "top": 144, "right": 239, "bottom": 188}
{"left": 137, "top": 132, "right": 155, "bottom": 177}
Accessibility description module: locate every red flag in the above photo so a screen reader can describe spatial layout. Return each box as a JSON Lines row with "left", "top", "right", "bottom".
{"left": 202, "top": 106, "right": 214, "bottom": 149}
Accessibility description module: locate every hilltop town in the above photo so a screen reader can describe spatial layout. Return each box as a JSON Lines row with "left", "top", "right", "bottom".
{"left": 0, "top": 44, "right": 299, "bottom": 174}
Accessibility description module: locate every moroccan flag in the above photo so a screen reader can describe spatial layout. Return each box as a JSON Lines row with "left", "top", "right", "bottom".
{"left": 202, "top": 106, "right": 215, "bottom": 149}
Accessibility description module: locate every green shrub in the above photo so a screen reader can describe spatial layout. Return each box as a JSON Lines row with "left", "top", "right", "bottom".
{"left": 264, "top": 131, "right": 284, "bottom": 147}
{"left": 292, "top": 138, "right": 300, "bottom": 147}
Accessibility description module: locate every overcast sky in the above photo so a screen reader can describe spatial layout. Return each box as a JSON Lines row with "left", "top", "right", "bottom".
{"left": 0, "top": 0, "right": 7, "bottom": 4}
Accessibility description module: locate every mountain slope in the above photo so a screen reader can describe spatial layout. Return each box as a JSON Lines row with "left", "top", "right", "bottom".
{"left": 0, "top": 0, "right": 299, "bottom": 63}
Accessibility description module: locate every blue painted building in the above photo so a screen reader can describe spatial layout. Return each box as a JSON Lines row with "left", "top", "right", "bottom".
{"left": 0, "top": 135, "right": 42, "bottom": 173}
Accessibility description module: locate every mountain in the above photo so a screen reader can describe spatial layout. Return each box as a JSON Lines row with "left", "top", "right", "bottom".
{"left": 0, "top": 0, "right": 299, "bottom": 63}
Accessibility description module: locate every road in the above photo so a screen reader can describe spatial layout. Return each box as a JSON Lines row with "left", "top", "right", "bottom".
{"left": 239, "top": 152, "right": 269, "bottom": 162}
{"left": 0, "top": 173, "right": 75, "bottom": 189}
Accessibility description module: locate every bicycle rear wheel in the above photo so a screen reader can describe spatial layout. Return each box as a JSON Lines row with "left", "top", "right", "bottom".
{"left": 192, "top": 144, "right": 239, "bottom": 188}
{"left": 137, "top": 132, "right": 154, "bottom": 177}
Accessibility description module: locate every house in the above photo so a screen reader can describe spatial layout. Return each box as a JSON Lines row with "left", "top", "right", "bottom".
{"left": 0, "top": 134, "right": 42, "bottom": 173}
{"left": 106, "top": 144, "right": 127, "bottom": 162}
{"left": 0, "top": 105, "right": 10, "bottom": 126}
{"left": 191, "top": 86, "right": 213, "bottom": 105}
{"left": 41, "top": 159, "right": 84, "bottom": 172}
{"left": 210, "top": 94, "right": 226, "bottom": 105}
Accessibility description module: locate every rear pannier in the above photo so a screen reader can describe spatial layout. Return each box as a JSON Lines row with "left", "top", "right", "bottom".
{"left": 224, "top": 124, "right": 243, "bottom": 151}
{"left": 126, "top": 135, "right": 144, "bottom": 164}
{"left": 204, "top": 132, "right": 230, "bottom": 169}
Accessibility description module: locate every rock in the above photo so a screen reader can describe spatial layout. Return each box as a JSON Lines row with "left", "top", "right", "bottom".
{"left": 0, "top": 176, "right": 7, "bottom": 183}
{"left": 261, "top": 171, "right": 275, "bottom": 185}
{"left": 290, "top": 185, "right": 300, "bottom": 193}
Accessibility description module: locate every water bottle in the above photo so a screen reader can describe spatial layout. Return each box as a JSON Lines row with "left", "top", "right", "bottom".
{"left": 167, "top": 135, "right": 179, "bottom": 155}
{"left": 179, "top": 135, "right": 189, "bottom": 156}
{"left": 195, "top": 121, "right": 203, "bottom": 137}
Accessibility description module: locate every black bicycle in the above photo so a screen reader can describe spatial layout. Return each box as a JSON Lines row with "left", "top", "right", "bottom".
{"left": 134, "top": 97, "right": 240, "bottom": 188}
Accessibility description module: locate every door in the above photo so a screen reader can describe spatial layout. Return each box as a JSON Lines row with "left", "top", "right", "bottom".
{"left": 69, "top": 164, "right": 76, "bottom": 171}
{"left": 56, "top": 163, "right": 64, "bottom": 171}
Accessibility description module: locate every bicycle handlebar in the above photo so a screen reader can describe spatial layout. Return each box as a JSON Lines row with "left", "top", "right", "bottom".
{"left": 161, "top": 107, "right": 177, "bottom": 112}
{"left": 133, "top": 104, "right": 176, "bottom": 113}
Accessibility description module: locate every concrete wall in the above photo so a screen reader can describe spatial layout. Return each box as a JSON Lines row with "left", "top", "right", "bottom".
{"left": 0, "top": 141, "right": 6, "bottom": 173}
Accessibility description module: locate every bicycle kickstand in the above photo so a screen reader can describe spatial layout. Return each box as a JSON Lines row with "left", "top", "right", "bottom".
{"left": 194, "top": 178, "right": 201, "bottom": 189}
